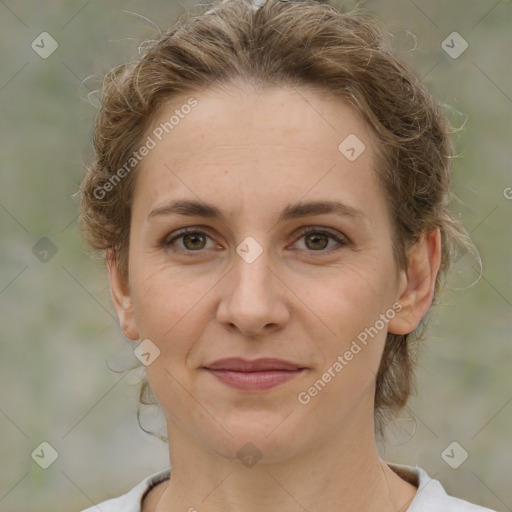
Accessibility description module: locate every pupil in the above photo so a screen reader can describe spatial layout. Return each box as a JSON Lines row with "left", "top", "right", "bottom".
{"left": 185, "top": 233, "right": 205, "bottom": 250}
{"left": 307, "top": 233, "right": 327, "bottom": 250}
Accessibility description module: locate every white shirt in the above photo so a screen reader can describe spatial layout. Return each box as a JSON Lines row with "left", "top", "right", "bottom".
{"left": 80, "top": 463, "right": 497, "bottom": 511}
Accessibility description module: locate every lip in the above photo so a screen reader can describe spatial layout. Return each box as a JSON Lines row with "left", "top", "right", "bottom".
{"left": 204, "top": 357, "right": 305, "bottom": 371}
{"left": 203, "top": 358, "right": 307, "bottom": 391}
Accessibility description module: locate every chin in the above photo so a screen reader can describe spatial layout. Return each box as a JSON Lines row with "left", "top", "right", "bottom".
{"left": 203, "top": 415, "right": 306, "bottom": 465}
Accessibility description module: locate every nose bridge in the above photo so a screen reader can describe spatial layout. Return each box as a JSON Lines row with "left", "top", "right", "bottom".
{"left": 232, "top": 238, "right": 275, "bottom": 308}
{"left": 217, "top": 236, "right": 288, "bottom": 335}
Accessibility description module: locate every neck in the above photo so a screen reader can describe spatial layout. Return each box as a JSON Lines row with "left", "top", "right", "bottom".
{"left": 152, "top": 415, "right": 416, "bottom": 512}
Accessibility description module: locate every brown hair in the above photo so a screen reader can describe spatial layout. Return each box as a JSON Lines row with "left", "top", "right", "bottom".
{"left": 78, "top": 0, "right": 474, "bottom": 439}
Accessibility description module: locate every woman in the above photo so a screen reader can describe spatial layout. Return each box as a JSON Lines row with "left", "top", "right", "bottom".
{"left": 78, "top": 0, "right": 496, "bottom": 510}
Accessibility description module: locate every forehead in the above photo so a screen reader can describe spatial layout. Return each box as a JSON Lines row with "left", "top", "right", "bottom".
{"left": 149, "top": 84, "right": 375, "bottom": 160}
{"left": 131, "top": 85, "right": 386, "bottom": 226}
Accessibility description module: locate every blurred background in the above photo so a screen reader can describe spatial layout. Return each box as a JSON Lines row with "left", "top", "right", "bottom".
{"left": 0, "top": 0, "right": 510, "bottom": 510}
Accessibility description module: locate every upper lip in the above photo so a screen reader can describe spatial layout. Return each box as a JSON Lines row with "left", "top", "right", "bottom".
{"left": 204, "top": 358, "right": 305, "bottom": 372}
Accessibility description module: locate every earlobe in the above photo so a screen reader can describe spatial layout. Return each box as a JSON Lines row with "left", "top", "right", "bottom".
{"left": 106, "top": 249, "right": 140, "bottom": 340}
{"left": 388, "top": 228, "right": 442, "bottom": 336}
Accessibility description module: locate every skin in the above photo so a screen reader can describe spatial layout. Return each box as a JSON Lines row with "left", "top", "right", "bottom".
{"left": 108, "top": 84, "right": 441, "bottom": 512}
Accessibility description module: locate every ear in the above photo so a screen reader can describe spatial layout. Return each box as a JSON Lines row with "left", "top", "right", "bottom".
{"left": 106, "top": 249, "right": 139, "bottom": 340}
{"left": 388, "top": 227, "right": 442, "bottom": 335}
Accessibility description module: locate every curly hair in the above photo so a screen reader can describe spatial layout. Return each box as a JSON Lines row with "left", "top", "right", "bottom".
{"left": 78, "top": 0, "right": 474, "bottom": 439}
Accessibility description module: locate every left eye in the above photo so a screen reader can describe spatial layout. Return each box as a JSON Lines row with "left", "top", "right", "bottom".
{"left": 292, "top": 228, "right": 347, "bottom": 252}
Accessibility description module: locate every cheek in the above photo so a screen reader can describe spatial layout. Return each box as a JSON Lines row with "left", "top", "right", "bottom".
{"left": 319, "top": 258, "right": 395, "bottom": 327}
{"left": 130, "top": 264, "right": 208, "bottom": 412}
{"left": 131, "top": 266, "right": 172, "bottom": 337}
{"left": 309, "top": 258, "right": 396, "bottom": 376}
{"left": 129, "top": 258, "right": 208, "bottom": 336}
{"left": 128, "top": 260, "right": 219, "bottom": 381}
{"left": 294, "top": 270, "right": 393, "bottom": 428}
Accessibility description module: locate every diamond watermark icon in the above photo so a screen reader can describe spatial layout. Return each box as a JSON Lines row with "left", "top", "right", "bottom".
{"left": 31, "top": 441, "right": 59, "bottom": 469}
{"left": 338, "top": 134, "right": 366, "bottom": 161}
{"left": 32, "top": 237, "right": 58, "bottom": 262}
{"left": 441, "top": 32, "right": 468, "bottom": 59}
{"left": 31, "top": 32, "right": 59, "bottom": 59}
{"left": 236, "top": 236, "right": 263, "bottom": 263}
{"left": 134, "top": 338, "right": 161, "bottom": 366}
{"left": 441, "top": 441, "right": 468, "bottom": 469}
{"left": 237, "top": 442, "right": 262, "bottom": 468}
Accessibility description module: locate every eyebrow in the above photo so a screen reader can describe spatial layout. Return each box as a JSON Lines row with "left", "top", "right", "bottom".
{"left": 147, "top": 199, "right": 366, "bottom": 225}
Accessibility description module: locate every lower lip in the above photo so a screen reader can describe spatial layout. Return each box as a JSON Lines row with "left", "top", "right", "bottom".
{"left": 204, "top": 369, "right": 305, "bottom": 391}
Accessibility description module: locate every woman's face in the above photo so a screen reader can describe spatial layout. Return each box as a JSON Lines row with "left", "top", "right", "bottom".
{"left": 110, "top": 85, "right": 425, "bottom": 462}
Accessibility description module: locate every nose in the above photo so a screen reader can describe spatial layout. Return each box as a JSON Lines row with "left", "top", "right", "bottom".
{"left": 216, "top": 244, "right": 290, "bottom": 337}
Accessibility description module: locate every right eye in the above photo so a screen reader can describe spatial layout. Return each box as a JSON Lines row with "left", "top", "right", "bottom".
{"left": 163, "top": 227, "right": 218, "bottom": 255}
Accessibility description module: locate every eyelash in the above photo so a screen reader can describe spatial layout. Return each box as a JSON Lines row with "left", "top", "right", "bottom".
{"left": 162, "top": 226, "right": 348, "bottom": 256}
